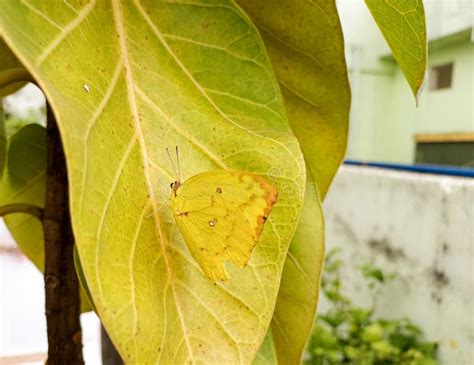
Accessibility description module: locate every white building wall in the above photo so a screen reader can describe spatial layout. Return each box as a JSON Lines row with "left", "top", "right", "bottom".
{"left": 337, "top": 0, "right": 473, "bottom": 60}
{"left": 337, "top": 0, "right": 474, "bottom": 162}
{"left": 323, "top": 165, "right": 474, "bottom": 364}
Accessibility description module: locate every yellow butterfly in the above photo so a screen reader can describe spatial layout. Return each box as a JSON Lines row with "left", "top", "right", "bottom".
{"left": 167, "top": 148, "right": 278, "bottom": 281}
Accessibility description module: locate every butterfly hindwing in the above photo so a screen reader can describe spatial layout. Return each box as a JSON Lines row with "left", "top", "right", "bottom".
{"left": 170, "top": 170, "right": 278, "bottom": 281}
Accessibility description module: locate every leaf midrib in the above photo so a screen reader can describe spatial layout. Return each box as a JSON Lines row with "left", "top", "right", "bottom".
{"left": 111, "top": 0, "right": 195, "bottom": 361}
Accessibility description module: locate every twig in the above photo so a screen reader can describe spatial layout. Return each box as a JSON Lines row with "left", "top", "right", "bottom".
{"left": 0, "top": 203, "right": 44, "bottom": 220}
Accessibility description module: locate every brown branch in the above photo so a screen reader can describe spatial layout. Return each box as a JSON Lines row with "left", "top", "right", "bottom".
{"left": 43, "top": 103, "right": 83, "bottom": 364}
{"left": 0, "top": 203, "right": 43, "bottom": 220}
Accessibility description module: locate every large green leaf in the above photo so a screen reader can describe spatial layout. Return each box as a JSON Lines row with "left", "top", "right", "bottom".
{"left": 253, "top": 329, "right": 277, "bottom": 365}
{"left": 0, "top": 36, "right": 26, "bottom": 174}
{"left": 238, "top": 0, "right": 351, "bottom": 200}
{"left": 0, "top": 124, "right": 46, "bottom": 270}
{"left": 238, "top": 1, "right": 348, "bottom": 362}
{"left": 254, "top": 174, "right": 325, "bottom": 365}
{"left": 1, "top": 1, "right": 305, "bottom": 363}
{"left": 365, "top": 0, "right": 427, "bottom": 100}
{"left": 74, "top": 245, "right": 97, "bottom": 312}
{"left": 0, "top": 37, "right": 28, "bottom": 97}
{"left": 270, "top": 177, "right": 324, "bottom": 364}
{"left": 0, "top": 123, "right": 92, "bottom": 312}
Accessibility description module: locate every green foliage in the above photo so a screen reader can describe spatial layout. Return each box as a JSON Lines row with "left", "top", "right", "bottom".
{"left": 0, "top": 117, "right": 92, "bottom": 313}
{"left": 0, "top": 37, "right": 28, "bottom": 97}
{"left": 3, "top": 106, "right": 45, "bottom": 137}
{"left": 305, "top": 249, "right": 438, "bottom": 365}
{"left": 2, "top": 3, "right": 305, "bottom": 363}
{"left": 0, "top": 123, "right": 46, "bottom": 272}
{"left": 1, "top": 0, "right": 427, "bottom": 362}
{"left": 365, "top": 0, "right": 427, "bottom": 101}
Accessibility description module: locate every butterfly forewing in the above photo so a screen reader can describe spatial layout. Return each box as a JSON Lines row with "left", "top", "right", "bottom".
{"left": 170, "top": 170, "right": 278, "bottom": 281}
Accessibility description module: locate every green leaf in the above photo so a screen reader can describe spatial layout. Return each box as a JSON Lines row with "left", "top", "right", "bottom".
{"left": 0, "top": 123, "right": 92, "bottom": 312}
{"left": 319, "top": 311, "right": 346, "bottom": 329}
{"left": 1, "top": 1, "right": 305, "bottom": 363}
{"left": 237, "top": 1, "right": 349, "bottom": 362}
{"left": 365, "top": 0, "right": 427, "bottom": 101}
{"left": 253, "top": 330, "right": 278, "bottom": 365}
{"left": 350, "top": 308, "right": 373, "bottom": 326}
{"left": 270, "top": 176, "right": 325, "bottom": 364}
{"left": 238, "top": 0, "right": 351, "bottom": 199}
{"left": 360, "top": 263, "right": 386, "bottom": 283}
{"left": 0, "top": 124, "right": 46, "bottom": 271}
{"left": 371, "top": 340, "right": 400, "bottom": 359}
{"left": 0, "top": 37, "right": 28, "bottom": 96}
{"left": 311, "top": 324, "right": 339, "bottom": 350}
{"left": 74, "top": 245, "right": 97, "bottom": 312}
{"left": 361, "top": 323, "right": 384, "bottom": 343}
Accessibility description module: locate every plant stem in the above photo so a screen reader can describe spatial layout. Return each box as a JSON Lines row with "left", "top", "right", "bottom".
{"left": 0, "top": 68, "right": 35, "bottom": 88}
{"left": 43, "top": 103, "right": 83, "bottom": 364}
{"left": 0, "top": 203, "right": 43, "bottom": 220}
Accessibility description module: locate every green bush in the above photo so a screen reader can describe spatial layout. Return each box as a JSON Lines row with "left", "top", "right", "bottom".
{"left": 3, "top": 106, "right": 45, "bottom": 137}
{"left": 305, "top": 249, "right": 438, "bottom": 365}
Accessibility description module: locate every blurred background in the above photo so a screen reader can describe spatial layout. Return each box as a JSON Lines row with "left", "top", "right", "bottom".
{"left": 1, "top": 0, "right": 472, "bottom": 364}
{"left": 341, "top": 0, "right": 472, "bottom": 167}
{"left": 319, "top": 1, "right": 473, "bottom": 364}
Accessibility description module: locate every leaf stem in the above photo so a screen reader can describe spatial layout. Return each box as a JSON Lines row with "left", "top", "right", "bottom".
{"left": 0, "top": 203, "right": 44, "bottom": 220}
{"left": 0, "top": 68, "right": 35, "bottom": 88}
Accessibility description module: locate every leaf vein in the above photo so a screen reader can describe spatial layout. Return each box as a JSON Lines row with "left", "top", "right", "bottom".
{"left": 36, "top": 0, "right": 97, "bottom": 66}
{"left": 79, "top": 60, "right": 124, "bottom": 216}
{"left": 94, "top": 134, "right": 137, "bottom": 300}
{"left": 20, "top": 0, "right": 63, "bottom": 29}
{"left": 177, "top": 279, "right": 243, "bottom": 362}
{"left": 114, "top": 0, "right": 195, "bottom": 361}
{"left": 135, "top": 86, "right": 227, "bottom": 170}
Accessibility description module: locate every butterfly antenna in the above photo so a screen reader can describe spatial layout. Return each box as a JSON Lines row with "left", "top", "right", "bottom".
{"left": 166, "top": 147, "right": 179, "bottom": 181}
{"left": 175, "top": 146, "right": 181, "bottom": 182}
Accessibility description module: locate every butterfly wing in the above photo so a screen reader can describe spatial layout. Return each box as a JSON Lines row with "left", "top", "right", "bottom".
{"left": 170, "top": 170, "right": 278, "bottom": 281}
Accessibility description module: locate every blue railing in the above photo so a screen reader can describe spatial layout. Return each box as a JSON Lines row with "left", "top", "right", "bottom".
{"left": 344, "top": 159, "right": 474, "bottom": 178}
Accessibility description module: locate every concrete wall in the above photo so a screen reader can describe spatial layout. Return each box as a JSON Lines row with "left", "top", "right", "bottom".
{"left": 323, "top": 165, "right": 474, "bottom": 364}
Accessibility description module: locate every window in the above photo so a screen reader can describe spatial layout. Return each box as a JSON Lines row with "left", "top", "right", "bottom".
{"left": 429, "top": 63, "right": 454, "bottom": 90}
{"left": 415, "top": 133, "right": 474, "bottom": 167}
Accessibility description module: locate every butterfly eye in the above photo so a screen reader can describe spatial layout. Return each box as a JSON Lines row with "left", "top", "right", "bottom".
{"left": 170, "top": 182, "right": 174, "bottom": 189}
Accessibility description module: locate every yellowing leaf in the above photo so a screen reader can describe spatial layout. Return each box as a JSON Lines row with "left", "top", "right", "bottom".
{"left": 271, "top": 175, "right": 324, "bottom": 364}
{"left": 170, "top": 170, "right": 278, "bottom": 281}
{"left": 74, "top": 245, "right": 96, "bottom": 312}
{"left": 365, "top": 0, "right": 427, "bottom": 100}
{"left": 238, "top": 0, "right": 351, "bottom": 200}
{"left": 238, "top": 1, "right": 348, "bottom": 362}
{"left": 0, "top": 37, "right": 28, "bottom": 97}
{"left": 253, "top": 329, "right": 278, "bottom": 365}
{"left": 1, "top": 1, "right": 305, "bottom": 363}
